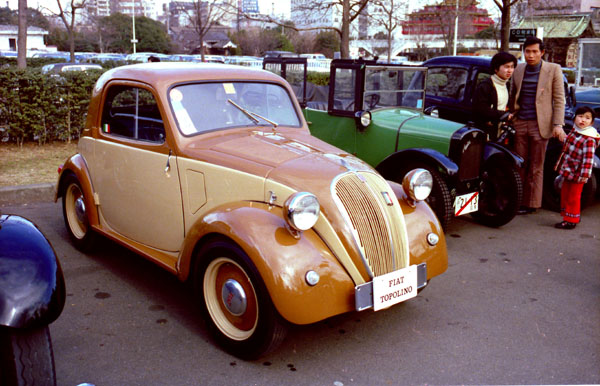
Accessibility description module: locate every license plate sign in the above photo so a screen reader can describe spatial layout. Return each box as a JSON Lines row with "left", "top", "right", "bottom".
{"left": 454, "top": 192, "right": 478, "bottom": 216}
{"left": 372, "top": 265, "right": 418, "bottom": 311}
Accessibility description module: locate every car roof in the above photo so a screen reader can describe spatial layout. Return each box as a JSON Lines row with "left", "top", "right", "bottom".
{"left": 95, "top": 62, "right": 285, "bottom": 92}
{"left": 423, "top": 55, "right": 492, "bottom": 67}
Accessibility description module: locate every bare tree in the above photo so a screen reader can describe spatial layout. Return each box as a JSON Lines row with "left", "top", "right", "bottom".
{"left": 52, "top": 0, "right": 86, "bottom": 62}
{"left": 493, "top": 0, "right": 522, "bottom": 52}
{"left": 368, "top": 0, "right": 406, "bottom": 63}
{"left": 17, "top": 0, "right": 27, "bottom": 68}
{"left": 184, "top": 1, "right": 230, "bottom": 61}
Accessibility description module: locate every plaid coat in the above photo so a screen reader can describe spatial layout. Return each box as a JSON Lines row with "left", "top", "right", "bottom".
{"left": 556, "top": 129, "right": 599, "bottom": 183}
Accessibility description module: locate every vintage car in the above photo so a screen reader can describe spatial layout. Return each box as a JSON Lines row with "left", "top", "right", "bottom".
{"left": 265, "top": 57, "right": 524, "bottom": 229}
{"left": 55, "top": 62, "right": 448, "bottom": 359}
{"left": 421, "top": 55, "right": 600, "bottom": 211}
{"left": 575, "top": 87, "right": 600, "bottom": 117}
{"left": 0, "top": 213, "right": 66, "bottom": 385}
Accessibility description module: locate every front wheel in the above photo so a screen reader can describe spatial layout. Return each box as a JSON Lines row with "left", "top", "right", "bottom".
{"left": 193, "top": 239, "right": 287, "bottom": 359}
{"left": 0, "top": 325, "right": 57, "bottom": 386}
{"left": 471, "top": 162, "right": 523, "bottom": 227}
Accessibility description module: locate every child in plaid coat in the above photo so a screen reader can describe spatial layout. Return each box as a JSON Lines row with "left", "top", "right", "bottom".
{"left": 554, "top": 106, "right": 600, "bottom": 229}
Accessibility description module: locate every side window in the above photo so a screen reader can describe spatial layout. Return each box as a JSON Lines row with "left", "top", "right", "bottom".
{"left": 101, "top": 86, "right": 165, "bottom": 143}
{"left": 332, "top": 68, "right": 356, "bottom": 111}
{"left": 426, "top": 67, "right": 468, "bottom": 100}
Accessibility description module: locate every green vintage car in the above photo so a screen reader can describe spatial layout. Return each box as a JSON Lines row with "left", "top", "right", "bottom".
{"left": 264, "top": 58, "right": 524, "bottom": 229}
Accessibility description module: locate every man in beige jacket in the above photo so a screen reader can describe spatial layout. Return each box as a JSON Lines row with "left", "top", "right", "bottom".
{"left": 511, "top": 36, "right": 566, "bottom": 214}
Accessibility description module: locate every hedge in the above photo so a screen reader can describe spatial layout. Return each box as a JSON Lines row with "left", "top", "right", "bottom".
{"left": 0, "top": 67, "right": 102, "bottom": 145}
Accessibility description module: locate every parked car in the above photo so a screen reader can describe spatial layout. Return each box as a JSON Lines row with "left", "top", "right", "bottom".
{"left": 55, "top": 62, "right": 448, "bottom": 359}
{"left": 575, "top": 87, "right": 600, "bottom": 116}
{"left": 0, "top": 213, "right": 66, "bottom": 385}
{"left": 265, "top": 57, "right": 524, "bottom": 229}
{"left": 420, "top": 55, "right": 600, "bottom": 211}
{"left": 41, "top": 62, "right": 103, "bottom": 75}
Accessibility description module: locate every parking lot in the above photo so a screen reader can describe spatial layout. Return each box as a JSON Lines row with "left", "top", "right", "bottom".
{"left": 2, "top": 200, "right": 599, "bottom": 385}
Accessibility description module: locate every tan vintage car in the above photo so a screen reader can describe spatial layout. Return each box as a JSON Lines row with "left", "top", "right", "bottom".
{"left": 56, "top": 62, "right": 448, "bottom": 359}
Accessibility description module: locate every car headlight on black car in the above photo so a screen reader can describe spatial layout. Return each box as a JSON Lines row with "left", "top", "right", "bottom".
{"left": 284, "top": 192, "right": 320, "bottom": 232}
{"left": 402, "top": 168, "right": 433, "bottom": 205}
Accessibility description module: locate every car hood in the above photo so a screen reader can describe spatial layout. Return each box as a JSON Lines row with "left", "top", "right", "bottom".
{"left": 179, "top": 126, "right": 375, "bottom": 190}
{"left": 372, "top": 108, "right": 465, "bottom": 155}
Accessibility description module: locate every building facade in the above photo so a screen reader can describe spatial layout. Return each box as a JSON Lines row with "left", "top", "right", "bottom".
{"left": 402, "top": 0, "right": 493, "bottom": 37}
{"left": 524, "top": 0, "right": 600, "bottom": 17}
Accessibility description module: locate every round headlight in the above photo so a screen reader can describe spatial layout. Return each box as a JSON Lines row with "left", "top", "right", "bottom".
{"left": 402, "top": 168, "right": 433, "bottom": 202}
{"left": 284, "top": 192, "right": 320, "bottom": 231}
{"left": 359, "top": 111, "right": 371, "bottom": 127}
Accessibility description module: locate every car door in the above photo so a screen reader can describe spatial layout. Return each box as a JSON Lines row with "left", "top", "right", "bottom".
{"left": 90, "top": 83, "right": 184, "bottom": 252}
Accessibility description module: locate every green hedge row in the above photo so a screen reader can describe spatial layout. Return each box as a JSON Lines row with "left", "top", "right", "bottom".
{"left": 0, "top": 68, "right": 102, "bottom": 145}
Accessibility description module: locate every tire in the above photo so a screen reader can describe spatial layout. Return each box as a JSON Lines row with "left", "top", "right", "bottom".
{"left": 62, "top": 175, "right": 95, "bottom": 251}
{"left": 395, "top": 166, "right": 453, "bottom": 230}
{"left": 0, "top": 325, "right": 57, "bottom": 386}
{"left": 193, "top": 239, "right": 287, "bottom": 359}
{"left": 543, "top": 165, "right": 597, "bottom": 212}
{"left": 471, "top": 161, "right": 523, "bottom": 227}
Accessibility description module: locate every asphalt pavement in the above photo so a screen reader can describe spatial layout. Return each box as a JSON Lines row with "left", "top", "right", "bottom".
{"left": 1, "top": 186, "right": 599, "bottom": 385}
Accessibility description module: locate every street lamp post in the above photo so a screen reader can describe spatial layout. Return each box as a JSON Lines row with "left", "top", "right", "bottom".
{"left": 131, "top": 1, "right": 138, "bottom": 54}
{"left": 453, "top": 0, "right": 458, "bottom": 56}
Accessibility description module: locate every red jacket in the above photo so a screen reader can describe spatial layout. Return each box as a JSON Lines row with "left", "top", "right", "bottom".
{"left": 556, "top": 127, "right": 599, "bottom": 183}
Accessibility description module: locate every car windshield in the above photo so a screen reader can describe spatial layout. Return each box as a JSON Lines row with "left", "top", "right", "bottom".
{"left": 363, "top": 66, "right": 426, "bottom": 110}
{"left": 169, "top": 82, "right": 301, "bottom": 135}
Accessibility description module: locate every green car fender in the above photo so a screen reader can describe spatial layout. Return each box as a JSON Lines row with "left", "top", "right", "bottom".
{"left": 375, "top": 147, "right": 459, "bottom": 183}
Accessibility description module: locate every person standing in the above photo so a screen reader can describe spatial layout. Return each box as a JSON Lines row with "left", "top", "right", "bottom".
{"left": 473, "top": 52, "right": 518, "bottom": 140}
{"left": 510, "top": 36, "right": 566, "bottom": 215}
{"left": 554, "top": 106, "right": 599, "bottom": 229}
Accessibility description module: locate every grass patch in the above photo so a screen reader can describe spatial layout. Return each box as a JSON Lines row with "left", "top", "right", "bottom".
{"left": 0, "top": 142, "right": 78, "bottom": 187}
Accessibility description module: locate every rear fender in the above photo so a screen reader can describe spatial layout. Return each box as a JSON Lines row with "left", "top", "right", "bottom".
{"left": 178, "top": 202, "right": 355, "bottom": 325}
{"left": 0, "top": 215, "right": 66, "bottom": 329}
{"left": 55, "top": 154, "right": 99, "bottom": 228}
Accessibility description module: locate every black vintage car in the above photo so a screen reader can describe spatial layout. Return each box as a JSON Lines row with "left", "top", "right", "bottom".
{"left": 0, "top": 213, "right": 66, "bottom": 386}
{"left": 421, "top": 55, "right": 600, "bottom": 211}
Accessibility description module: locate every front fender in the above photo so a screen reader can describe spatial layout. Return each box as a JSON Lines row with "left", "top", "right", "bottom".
{"left": 178, "top": 202, "right": 355, "bottom": 325}
{"left": 484, "top": 142, "right": 524, "bottom": 169}
{"left": 376, "top": 148, "right": 459, "bottom": 180}
{"left": 56, "top": 153, "right": 99, "bottom": 229}
{"left": 0, "top": 215, "right": 66, "bottom": 329}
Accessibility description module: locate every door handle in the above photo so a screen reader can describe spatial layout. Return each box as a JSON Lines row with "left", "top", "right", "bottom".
{"left": 165, "top": 149, "right": 172, "bottom": 174}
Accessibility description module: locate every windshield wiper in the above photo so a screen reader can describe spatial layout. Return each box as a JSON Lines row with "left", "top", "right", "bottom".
{"left": 227, "top": 98, "right": 279, "bottom": 128}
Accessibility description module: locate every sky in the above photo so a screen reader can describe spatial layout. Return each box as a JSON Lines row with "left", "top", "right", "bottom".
{"left": 6, "top": 0, "right": 500, "bottom": 21}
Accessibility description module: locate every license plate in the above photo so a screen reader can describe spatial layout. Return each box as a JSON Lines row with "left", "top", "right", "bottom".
{"left": 372, "top": 265, "right": 418, "bottom": 311}
{"left": 454, "top": 192, "right": 478, "bottom": 216}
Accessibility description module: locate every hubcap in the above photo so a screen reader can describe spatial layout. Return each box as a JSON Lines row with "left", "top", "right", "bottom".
{"left": 75, "top": 197, "right": 86, "bottom": 224}
{"left": 221, "top": 279, "right": 247, "bottom": 316}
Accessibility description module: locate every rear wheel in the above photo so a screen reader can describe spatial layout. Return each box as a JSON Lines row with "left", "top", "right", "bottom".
{"left": 62, "top": 175, "right": 95, "bottom": 251}
{"left": 0, "top": 325, "right": 56, "bottom": 386}
{"left": 193, "top": 239, "right": 287, "bottom": 359}
{"left": 471, "top": 161, "right": 522, "bottom": 227}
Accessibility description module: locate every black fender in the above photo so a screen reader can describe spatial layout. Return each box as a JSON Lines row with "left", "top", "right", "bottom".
{"left": 0, "top": 214, "right": 66, "bottom": 329}
{"left": 376, "top": 148, "right": 459, "bottom": 181}
{"left": 484, "top": 142, "right": 524, "bottom": 169}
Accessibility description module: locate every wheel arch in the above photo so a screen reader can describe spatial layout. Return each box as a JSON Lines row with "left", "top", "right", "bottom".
{"left": 483, "top": 142, "right": 524, "bottom": 169}
{"left": 56, "top": 154, "right": 99, "bottom": 229}
{"left": 375, "top": 148, "right": 459, "bottom": 181}
{"left": 178, "top": 202, "right": 356, "bottom": 325}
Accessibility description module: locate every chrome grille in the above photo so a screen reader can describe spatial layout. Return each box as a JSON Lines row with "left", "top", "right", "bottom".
{"left": 333, "top": 173, "right": 407, "bottom": 277}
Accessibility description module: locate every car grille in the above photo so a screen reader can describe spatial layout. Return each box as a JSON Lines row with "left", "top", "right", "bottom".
{"left": 454, "top": 129, "right": 485, "bottom": 182}
{"left": 332, "top": 172, "right": 408, "bottom": 278}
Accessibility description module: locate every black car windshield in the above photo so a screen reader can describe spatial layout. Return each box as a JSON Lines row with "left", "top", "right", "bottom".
{"left": 364, "top": 66, "right": 426, "bottom": 110}
{"left": 169, "top": 82, "right": 301, "bottom": 135}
